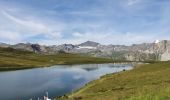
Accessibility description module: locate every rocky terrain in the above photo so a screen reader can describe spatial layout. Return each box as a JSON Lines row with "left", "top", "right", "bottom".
{"left": 1, "top": 40, "right": 170, "bottom": 61}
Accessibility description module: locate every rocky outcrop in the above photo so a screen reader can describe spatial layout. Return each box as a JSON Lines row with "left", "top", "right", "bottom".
{"left": 154, "top": 40, "right": 170, "bottom": 61}
{"left": 161, "top": 52, "right": 170, "bottom": 61}
{"left": 11, "top": 43, "right": 34, "bottom": 52}
{"left": 11, "top": 43, "right": 48, "bottom": 53}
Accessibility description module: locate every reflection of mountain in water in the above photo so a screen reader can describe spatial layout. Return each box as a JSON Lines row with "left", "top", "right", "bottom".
{"left": 82, "top": 67, "right": 99, "bottom": 71}
{"left": 53, "top": 64, "right": 100, "bottom": 72}
{"left": 78, "top": 64, "right": 99, "bottom": 71}
{"left": 52, "top": 63, "right": 133, "bottom": 72}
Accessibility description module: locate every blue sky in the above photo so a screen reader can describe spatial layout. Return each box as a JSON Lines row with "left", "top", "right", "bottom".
{"left": 0, "top": 0, "right": 170, "bottom": 45}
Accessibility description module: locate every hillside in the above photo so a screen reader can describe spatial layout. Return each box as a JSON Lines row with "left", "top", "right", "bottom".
{"left": 57, "top": 61, "right": 170, "bottom": 100}
{"left": 0, "top": 47, "right": 112, "bottom": 71}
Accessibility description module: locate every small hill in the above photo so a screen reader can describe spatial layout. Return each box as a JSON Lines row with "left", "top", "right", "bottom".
{"left": 0, "top": 47, "right": 112, "bottom": 71}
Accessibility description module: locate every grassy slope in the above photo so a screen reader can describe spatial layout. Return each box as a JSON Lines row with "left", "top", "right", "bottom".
{"left": 0, "top": 47, "right": 113, "bottom": 71}
{"left": 58, "top": 61, "right": 170, "bottom": 100}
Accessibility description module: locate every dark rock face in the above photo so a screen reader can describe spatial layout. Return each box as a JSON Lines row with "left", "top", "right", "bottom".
{"left": 31, "top": 44, "right": 41, "bottom": 52}
{"left": 63, "top": 44, "right": 75, "bottom": 51}
{"left": 54, "top": 44, "right": 76, "bottom": 52}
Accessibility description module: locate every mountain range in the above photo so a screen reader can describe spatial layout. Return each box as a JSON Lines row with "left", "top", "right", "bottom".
{"left": 1, "top": 40, "right": 170, "bottom": 61}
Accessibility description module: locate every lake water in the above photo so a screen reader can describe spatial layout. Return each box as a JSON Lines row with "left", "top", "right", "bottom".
{"left": 0, "top": 63, "right": 133, "bottom": 100}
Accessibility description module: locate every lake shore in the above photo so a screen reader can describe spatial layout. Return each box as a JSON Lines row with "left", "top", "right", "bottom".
{"left": 0, "top": 63, "right": 133, "bottom": 100}
{"left": 57, "top": 61, "right": 170, "bottom": 100}
{"left": 0, "top": 47, "right": 130, "bottom": 71}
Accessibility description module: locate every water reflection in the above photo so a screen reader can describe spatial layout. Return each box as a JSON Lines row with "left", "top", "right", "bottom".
{"left": 0, "top": 63, "right": 133, "bottom": 100}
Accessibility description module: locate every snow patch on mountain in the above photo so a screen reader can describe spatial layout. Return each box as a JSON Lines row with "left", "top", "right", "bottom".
{"left": 76, "top": 46, "right": 97, "bottom": 49}
{"left": 155, "top": 40, "right": 160, "bottom": 44}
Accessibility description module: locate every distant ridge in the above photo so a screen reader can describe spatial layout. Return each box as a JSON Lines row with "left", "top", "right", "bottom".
{"left": 1, "top": 40, "right": 170, "bottom": 61}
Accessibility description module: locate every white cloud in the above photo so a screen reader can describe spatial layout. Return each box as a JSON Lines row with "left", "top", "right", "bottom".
{"left": 76, "top": 32, "right": 157, "bottom": 45}
{"left": 14, "top": 30, "right": 161, "bottom": 46}
{"left": 0, "top": 10, "right": 64, "bottom": 43}
{"left": 0, "top": 0, "right": 170, "bottom": 45}
{"left": 0, "top": 30, "right": 21, "bottom": 43}
{"left": 39, "top": 32, "right": 155, "bottom": 45}
{"left": 72, "top": 32, "right": 83, "bottom": 37}
{"left": 46, "top": 31, "right": 62, "bottom": 39}
{"left": 127, "top": 0, "right": 140, "bottom": 6}
{"left": 2, "top": 11, "right": 49, "bottom": 34}
{"left": 0, "top": 10, "right": 162, "bottom": 45}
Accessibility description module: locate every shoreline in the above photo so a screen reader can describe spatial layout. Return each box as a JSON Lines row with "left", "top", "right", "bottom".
{"left": 0, "top": 47, "right": 156, "bottom": 72}
{"left": 0, "top": 61, "right": 133, "bottom": 71}
{"left": 55, "top": 63, "right": 137, "bottom": 100}
{"left": 57, "top": 61, "right": 170, "bottom": 100}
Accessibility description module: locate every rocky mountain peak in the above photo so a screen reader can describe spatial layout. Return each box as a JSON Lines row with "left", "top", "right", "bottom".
{"left": 78, "top": 41, "right": 100, "bottom": 47}
{"left": 0, "top": 42, "right": 10, "bottom": 48}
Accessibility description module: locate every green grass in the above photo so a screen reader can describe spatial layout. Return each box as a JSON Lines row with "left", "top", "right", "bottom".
{"left": 57, "top": 61, "right": 170, "bottom": 100}
{"left": 0, "top": 47, "right": 113, "bottom": 71}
